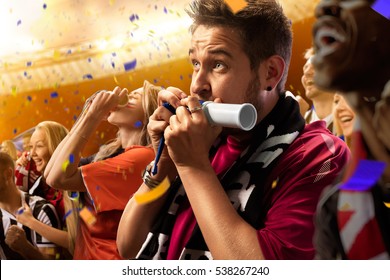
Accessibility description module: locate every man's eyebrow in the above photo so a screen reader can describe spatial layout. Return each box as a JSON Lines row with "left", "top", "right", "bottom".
{"left": 189, "top": 48, "right": 233, "bottom": 58}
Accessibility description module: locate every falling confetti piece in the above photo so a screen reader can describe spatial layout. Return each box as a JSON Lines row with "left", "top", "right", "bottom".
{"left": 129, "top": 14, "right": 138, "bottom": 22}
{"left": 134, "top": 120, "right": 142, "bottom": 128}
{"left": 69, "top": 191, "right": 79, "bottom": 200}
{"left": 17, "top": 19, "right": 22, "bottom": 26}
{"left": 26, "top": 61, "right": 32, "bottom": 67}
{"left": 11, "top": 86, "right": 17, "bottom": 96}
{"left": 53, "top": 50, "right": 61, "bottom": 60}
{"left": 271, "top": 177, "right": 279, "bottom": 189}
{"left": 62, "top": 160, "right": 69, "bottom": 171}
{"left": 113, "top": 75, "right": 119, "bottom": 85}
{"left": 43, "top": 3, "right": 47, "bottom": 9}
{"left": 83, "top": 74, "right": 93, "bottom": 79}
{"left": 135, "top": 176, "right": 170, "bottom": 204}
{"left": 225, "top": 0, "right": 247, "bottom": 13}
{"left": 46, "top": 247, "right": 55, "bottom": 255}
{"left": 63, "top": 209, "right": 73, "bottom": 220}
{"left": 69, "top": 154, "right": 74, "bottom": 163}
{"left": 372, "top": 0, "right": 390, "bottom": 18}
{"left": 79, "top": 207, "right": 96, "bottom": 226}
{"left": 50, "top": 91, "right": 58, "bottom": 98}
{"left": 124, "top": 59, "right": 137, "bottom": 71}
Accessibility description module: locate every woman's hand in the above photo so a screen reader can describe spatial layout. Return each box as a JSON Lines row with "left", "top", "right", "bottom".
{"left": 86, "top": 87, "right": 129, "bottom": 121}
{"left": 16, "top": 202, "right": 35, "bottom": 228}
{"left": 16, "top": 151, "right": 30, "bottom": 167}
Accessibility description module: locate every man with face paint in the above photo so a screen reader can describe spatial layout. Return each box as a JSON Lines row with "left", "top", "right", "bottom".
{"left": 312, "top": 0, "right": 390, "bottom": 259}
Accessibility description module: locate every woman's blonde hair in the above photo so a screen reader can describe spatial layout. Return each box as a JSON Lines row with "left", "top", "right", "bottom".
{"left": 1, "top": 140, "right": 18, "bottom": 161}
{"left": 93, "top": 80, "right": 160, "bottom": 162}
{"left": 63, "top": 191, "right": 80, "bottom": 256}
{"left": 35, "top": 121, "right": 69, "bottom": 156}
{"left": 34, "top": 121, "right": 75, "bottom": 256}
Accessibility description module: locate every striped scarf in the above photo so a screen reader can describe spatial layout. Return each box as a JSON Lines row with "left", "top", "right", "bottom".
{"left": 136, "top": 92, "right": 305, "bottom": 260}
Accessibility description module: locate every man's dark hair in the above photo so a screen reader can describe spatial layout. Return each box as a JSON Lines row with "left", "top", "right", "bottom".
{"left": 186, "top": 0, "right": 292, "bottom": 92}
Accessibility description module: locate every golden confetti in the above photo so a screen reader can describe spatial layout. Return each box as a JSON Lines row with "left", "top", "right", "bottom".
{"left": 224, "top": 0, "right": 247, "bottom": 13}
{"left": 11, "top": 86, "right": 17, "bottom": 96}
{"left": 340, "top": 203, "right": 351, "bottom": 211}
{"left": 135, "top": 176, "right": 170, "bottom": 204}
{"left": 62, "top": 160, "right": 70, "bottom": 172}
{"left": 46, "top": 247, "right": 56, "bottom": 255}
{"left": 79, "top": 207, "right": 97, "bottom": 226}
{"left": 271, "top": 177, "right": 279, "bottom": 189}
{"left": 53, "top": 50, "right": 61, "bottom": 60}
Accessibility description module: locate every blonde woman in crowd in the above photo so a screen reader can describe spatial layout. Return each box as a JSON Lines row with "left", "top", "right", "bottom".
{"left": 1, "top": 140, "right": 18, "bottom": 161}
{"left": 15, "top": 121, "right": 68, "bottom": 221}
{"left": 13, "top": 121, "right": 73, "bottom": 258}
{"left": 44, "top": 81, "right": 160, "bottom": 259}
